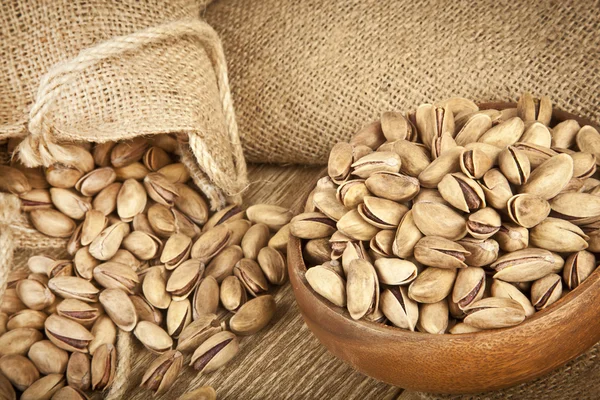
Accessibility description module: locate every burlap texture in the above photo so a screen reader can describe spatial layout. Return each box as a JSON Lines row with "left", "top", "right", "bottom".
{"left": 0, "top": 0, "right": 247, "bottom": 208}
{"left": 205, "top": 0, "right": 600, "bottom": 165}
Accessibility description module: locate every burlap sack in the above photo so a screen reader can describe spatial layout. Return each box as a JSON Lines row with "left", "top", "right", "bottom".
{"left": 204, "top": 0, "right": 600, "bottom": 397}
{"left": 205, "top": 0, "right": 600, "bottom": 166}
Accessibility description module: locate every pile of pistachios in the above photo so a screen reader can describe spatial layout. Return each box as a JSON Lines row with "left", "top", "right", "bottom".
{"left": 0, "top": 135, "right": 291, "bottom": 398}
{"left": 293, "top": 93, "right": 600, "bottom": 334}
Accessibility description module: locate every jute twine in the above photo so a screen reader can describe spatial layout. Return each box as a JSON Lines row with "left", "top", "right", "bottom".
{"left": 106, "top": 330, "right": 133, "bottom": 400}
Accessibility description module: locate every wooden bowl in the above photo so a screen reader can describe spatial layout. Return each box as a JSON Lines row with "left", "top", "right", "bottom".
{"left": 287, "top": 103, "right": 600, "bottom": 394}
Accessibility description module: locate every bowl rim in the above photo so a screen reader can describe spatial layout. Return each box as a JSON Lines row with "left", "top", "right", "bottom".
{"left": 289, "top": 101, "right": 600, "bottom": 341}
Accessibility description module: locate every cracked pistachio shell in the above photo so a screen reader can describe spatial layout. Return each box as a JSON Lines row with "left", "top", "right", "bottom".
{"left": 114, "top": 162, "right": 150, "bottom": 181}
{"left": 146, "top": 203, "right": 176, "bottom": 237}
{"left": 134, "top": 321, "right": 173, "bottom": 354}
{"left": 0, "top": 165, "right": 31, "bottom": 194}
{"left": 380, "top": 286, "right": 418, "bottom": 331}
{"left": 30, "top": 209, "right": 76, "bottom": 238}
{"left": 49, "top": 188, "right": 91, "bottom": 220}
{"left": 44, "top": 315, "right": 93, "bottom": 353}
{"left": 313, "top": 189, "right": 349, "bottom": 221}
{"left": 45, "top": 164, "right": 83, "bottom": 189}
{"left": 521, "top": 154, "right": 574, "bottom": 200}
{"left": 160, "top": 233, "right": 192, "bottom": 270}
{"left": 110, "top": 137, "right": 149, "bottom": 168}
{"left": 67, "top": 223, "right": 83, "bottom": 256}
{"left": 190, "top": 331, "right": 239, "bottom": 374}
{"left": 464, "top": 297, "right": 526, "bottom": 329}
{"left": 418, "top": 146, "right": 464, "bottom": 188}
{"left": 241, "top": 223, "right": 270, "bottom": 260}
{"left": 365, "top": 172, "right": 420, "bottom": 202}
{"left": 467, "top": 207, "right": 501, "bottom": 239}
{"left": 408, "top": 267, "right": 457, "bottom": 304}
{"left": 513, "top": 142, "right": 557, "bottom": 169}
{"left": 479, "top": 168, "right": 513, "bottom": 210}
{"left": 192, "top": 277, "right": 220, "bottom": 318}
{"left": 143, "top": 146, "right": 171, "bottom": 171}
{"left": 438, "top": 172, "right": 485, "bottom": 213}
{"left": 257, "top": 247, "right": 287, "bottom": 285}
{"left": 552, "top": 119, "right": 581, "bottom": 149}
{"left": 116, "top": 179, "right": 146, "bottom": 222}
{"left": 16, "top": 279, "right": 55, "bottom": 311}
{"left": 563, "top": 250, "right": 596, "bottom": 290}
{"left": 234, "top": 259, "right": 269, "bottom": 297}
{"left": 454, "top": 113, "right": 492, "bottom": 146}
{"left": 88, "top": 315, "right": 117, "bottom": 355}
{"left": 329, "top": 230, "right": 351, "bottom": 260}
{"left": 550, "top": 192, "right": 600, "bottom": 225}
{"left": 144, "top": 172, "right": 179, "bottom": 206}
{"left": 177, "top": 313, "right": 223, "bottom": 352}
{"left": 328, "top": 142, "right": 353, "bottom": 183}
{"left": 417, "top": 300, "right": 449, "bottom": 334}
{"left": 303, "top": 238, "right": 331, "bottom": 265}
{"left": 392, "top": 210, "right": 423, "bottom": 258}
{"left": 173, "top": 183, "right": 209, "bottom": 224}
{"left": 490, "top": 279, "right": 535, "bottom": 317}
{"left": 140, "top": 350, "right": 183, "bottom": 395}
{"left": 350, "top": 121, "right": 386, "bottom": 150}
{"left": 28, "top": 340, "right": 68, "bottom": 375}
{"left": 432, "top": 132, "right": 457, "bottom": 159}
{"left": 479, "top": 117, "right": 525, "bottom": 147}
{"left": 91, "top": 343, "right": 116, "bottom": 390}
{"left": 80, "top": 210, "right": 107, "bottom": 246}
{"left": 48, "top": 276, "right": 99, "bottom": 302}
{"left": 336, "top": 209, "right": 379, "bottom": 241}
{"left": 246, "top": 204, "right": 292, "bottom": 231}
{"left": 530, "top": 217, "right": 588, "bottom": 252}
{"left": 56, "top": 299, "right": 100, "bottom": 327}
{"left": 351, "top": 151, "right": 401, "bottom": 178}
{"left": 494, "top": 222, "right": 529, "bottom": 252}
{"left": 389, "top": 140, "right": 432, "bottom": 177}
{"left": 531, "top": 273, "right": 562, "bottom": 310}
{"left": 20, "top": 189, "right": 52, "bottom": 211}
{"left": 520, "top": 122, "right": 552, "bottom": 147}
{"left": 130, "top": 295, "right": 162, "bottom": 326}
{"left": 412, "top": 201, "right": 467, "bottom": 241}
{"left": 369, "top": 230, "right": 395, "bottom": 257}
{"left": 336, "top": 179, "right": 370, "bottom": 208}
{"left": 93, "top": 262, "right": 139, "bottom": 294}
{"left": 122, "top": 231, "right": 162, "bottom": 261}
{"left": 166, "top": 259, "right": 203, "bottom": 301}
{"left": 498, "top": 146, "right": 530, "bottom": 185}
{"left": 517, "top": 93, "right": 552, "bottom": 125}
{"left": 191, "top": 224, "right": 231, "bottom": 263}
{"left": 167, "top": 300, "right": 193, "bottom": 336}
{"left": 0, "top": 355, "right": 39, "bottom": 392}
{"left": 460, "top": 148, "right": 493, "bottom": 179}
{"left": 415, "top": 104, "right": 455, "bottom": 151}
{"left": 66, "top": 353, "right": 91, "bottom": 391}
{"left": 373, "top": 259, "right": 417, "bottom": 285}
{"left": 346, "top": 259, "right": 379, "bottom": 320}
{"left": 205, "top": 205, "right": 245, "bottom": 232}
{"left": 47, "top": 259, "right": 74, "bottom": 279}
{"left": 357, "top": 196, "right": 408, "bottom": 230}
{"left": 88, "top": 222, "right": 130, "bottom": 261}
{"left": 229, "top": 295, "right": 276, "bottom": 335}
{"left": 414, "top": 236, "right": 469, "bottom": 269}
{"left": 290, "top": 212, "right": 337, "bottom": 239}
{"left": 457, "top": 238, "right": 499, "bottom": 267}
{"left": 7, "top": 310, "right": 47, "bottom": 331}
{"left": 99, "top": 288, "right": 137, "bottom": 331}
{"left": 75, "top": 167, "right": 116, "bottom": 197}
{"left": 491, "top": 248, "right": 557, "bottom": 282}
{"left": 305, "top": 265, "right": 346, "bottom": 308}
{"left": 464, "top": 142, "right": 502, "bottom": 165}
{"left": 569, "top": 151, "right": 597, "bottom": 179}
{"left": 268, "top": 223, "right": 290, "bottom": 251}
{"left": 381, "top": 111, "right": 415, "bottom": 141}
{"left": 0, "top": 328, "right": 43, "bottom": 357}
{"left": 452, "top": 267, "right": 486, "bottom": 309}
{"left": 205, "top": 245, "right": 243, "bottom": 283}
{"left": 157, "top": 163, "right": 190, "bottom": 184}
{"left": 21, "top": 373, "right": 65, "bottom": 400}
{"left": 93, "top": 142, "right": 115, "bottom": 167}
{"left": 341, "top": 241, "right": 369, "bottom": 276}
{"left": 220, "top": 276, "right": 247, "bottom": 312}
{"left": 92, "top": 182, "right": 120, "bottom": 216}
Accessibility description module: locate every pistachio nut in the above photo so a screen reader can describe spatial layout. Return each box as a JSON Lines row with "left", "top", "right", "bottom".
{"left": 412, "top": 201, "right": 467, "bottom": 241}
{"left": 431, "top": 132, "right": 457, "bottom": 159}
{"left": 512, "top": 142, "right": 557, "bottom": 169}
{"left": 88, "top": 315, "right": 117, "bottom": 355}
{"left": 364, "top": 171, "right": 420, "bottom": 202}
{"left": 0, "top": 327, "right": 43, "bottom": 357}
{"left": 563, "top": 250, "right": 596, "bottom": 290}
{"left": 460, "top": 147, "right": 493, "bottom": 179}
{"left": 92, "top": 182, "right": 121, "bottom": 216}
{"left": 74, "top": 167, "right": 116, "bottom": 198}
{"left": 392, "top": 210, "right": 423, "bottom": 258}
{"left": 110, "top": 137, "right": 148, "bottom": 168}
{"left": 142, "top": 146, "right": 171, "bottom": 171}
{"left": 570, "top": 151, "right": 597, "bottom": 179}
{"left": 414, "top": 236, "right": 469, "bottom": 269}
{"left": 51, "top": 386, "right": 90, "bottom": 400}
{"left": 190, "top": 331, "right": 239, "bottom": 373}
{"left": 346, "top": 259, "right": 379, "bottom": 320}
{"left": 341, "top": 241, "right": 370, "bottom": 276}
{"left": 463, "top": 297, "right": 526, "bottom": 329}
{"left": 438, "top": 172, "right": 486, "bottom": 213}
{"left": 203, "top": 205, "right": 245, "bottom": 232}
{"left": 245, "top": 204, "right": 293, "bottom": 231}
{"left": 134, "top": 321, "right": 173, "bottom": 354}
{"left": 329, "top": 230, "right": 351, "bottom": 260}
{"left": 56, "top": 299, "right": 100, "bottom": 327}
{"left": 415, "top": 104, "right": 455, "bottom": 151}
{"left": 47, "top": 259, "right": 74, "bottom": 279}
{"left": 498, "top": 146, "right": 530, "bottom": 185}
{"left": 351, "top": 151, "right": 402, "bottom": 178}
{"left": 115, "top": 178, "right": 146, "bottom": 222}
{"left": 45, "top": 164, "right": 83, "bottom": 189}
{"left": 157, "top": 162, "right": 190, "bottom": 184}
{"left": 530, "top": 217, "right": 589, "bottom": 252}
{"left": 21, "top": 373, "right": 65, "bottom": 400}
{"left": 122, "top": 231, "right": 162, "bottom": 261}
{"left": 129, "top": 296, "right": 162, "bottom": 326}
{"left": 479, "top": 117, "right": 524, "bottom": 147}
{"left": 140, "top": 350, "right": 183, "bottom": 395}
{"left": 93, "top": 262, "right": 139, "bottom": 294}
{"left": 506, "top": 193, "right": 550, "bottom": 228}
{"left": 550, "top": 192, "right": 600, "bottom": 225}
{"left": 220, "top": 276, "right": 248, "bottom": 312}
{"left": 336, "top": 179, "right": 371, "bottom": 208}
{"left": 0, "top": 355, "right": 39, "bottom": 391}
{"left": 0, "top": 165, "right": 31, "bottom": 194}
{"left": 408, "top": 267, "right": 457, "bottom": 304}
{"left": 20, "top": 189, "right": 52, "bottom": 211}
{"left": 454, "top": 113, "right": 492, "bottom": 146}
{"left": 234, "top": 258, "right": 269, "bottom": 297}
{"left": 48, "top": 276, "right": 99, "bottom": 302}
{"left": 494, "top": 222, "right": 529, "bottom": 252}
{"left": 520, "top": 154, "right": 574, "bottom": 200}
{"left": 449, "top": 323, "right": 482, "bottom": 334}
{"left": 488, "top": 280, "right": 533, "bottom": 318}
{"left": 191, "top": 224, "right": 231, "bottom": 263}
{"left": 350, "top": 120, "right": 386, "bottom": 150}
{"left": 91, "top": 343, "right": 116, "bottom": 390}
{"left": 551, "top": 119, "right": 581, "bottom": 149}
{"left": 49, "top": 188, "right": 91, "bottom": 220}
{"left": 381, "top": 111, "right": 414, "bottom": 141}
{"left": 389, "top": 140, "right": 432, "bottom": 177}
{"left": 79, "top": 210, "right": 107, "bottom": 247}
{"left": 357, "top": 196, "right": 408, "bottom": 230}
{"left": 16, "top": 279, "right": 55, "bottom": 311}
{"left": 229, "top": 295, "right": 276, "bottom": 335}
{"left": 143, "top": 172, "right": 179, "bottom": 206}
{"left": 451, "top": 267, "right": 486, "bottom": 310}
{"left": 44, "top": 314, "right": 93, "bottom": 353}
{"left": 439, "top": 97, "right": 479, "bottom": 116}
{"left": 491, "top": 248, "right": 558, "bottom": 282}
{"left": 166, "top": 259, "right": 203, "bottom": 301}
{"left": 0, "top": 288, "right": 26, "bottom": 315}
{"left": 227, "top": 219, "right": 252, "bottom": 246}
{"left": 373, "top": 258, "right": 418, "bottom": 285}
{"left": 576, "top": 125, "right": 600, "bottom": 165}
{"left": 290, "top": 212, "right": 337, "bottom": 239}
{"left": 336, "top": 209, "right": 380, "bottom": 241}
{"left": 268, "top": 223, "right": 290, "bottom": 251}
{"left": 176, "top": 313, "right": 224, "bottom": 352}
{"left": 28, "top": 255, "right": 56, "bottom": 275}
{"left": 417, "top": 300, "right": 449, "bottom": 334}
{"left": 28, "top": 340, "right": 68, "bottom": 376}
{"left": 305, "top": 265, "right": 346, "bottom": 308}
{"left": 205, "top": 245, "right": 243, "bottom": 283}
{"left": 478, "top": 168, "right": 512, "bottom": 210}
{"left": 192, "top": 276, "right": 220, "bottom": 318}
{"left": 144, "top": 204, "right": 173, "bottom": 237}
{"left": 88, "top": 222, "right": 130, "bottom": 261}
{"left": 467, "top": 207, "right": 501, "bottom": 239}
{"left": 328, "top": 142, "right": 354, "bottom": 183}
{"left": 531, "top": 273, "right": 562, "bottom": 310}
{"left": 98, "top": 288, "right": 137, "bottom": 331}
{"left": 379, "top": 286, "right": 418, "bottom": 331}
{"left": 6, "top": 309, "right": 47, "bottom": 331}
{"left": 66, "top": 352, "right": 91, "bottom": 390}
{"left": 29, "top": 209, "right": 76, "bottom": 238}
{"left": 240, "top": 223, "right": 270, "bottom": 260}
{"left": 257, "top": 247, "right": 287, "bottom": 285}
{"left": 159, "top": 233, "right": 192, "bottom": 270}
{"left": 173, "top": 183, "right": 209, "bottom": 224}
{"left": 520, "top": 122, "right": 552, "bottom": 147}
{"left": 369, "top": 230, "right": 395, "bottom": 257}
{"left": 517, "top": 93, "right": 552, "bottom": 125}
{"left": 179, "top": 386, "right": 217, "bottom": 400}
{"left": 458, "top": 237, "right": 499, "bottom": 267}
{"left": 114, "top": 162, "right": 150, "bottom": 181}
{"left": 418, "top": 146, "right": 464, "bottom": 188}
{"left": 92, "top": 142, "right": 115, "bottom": 167}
